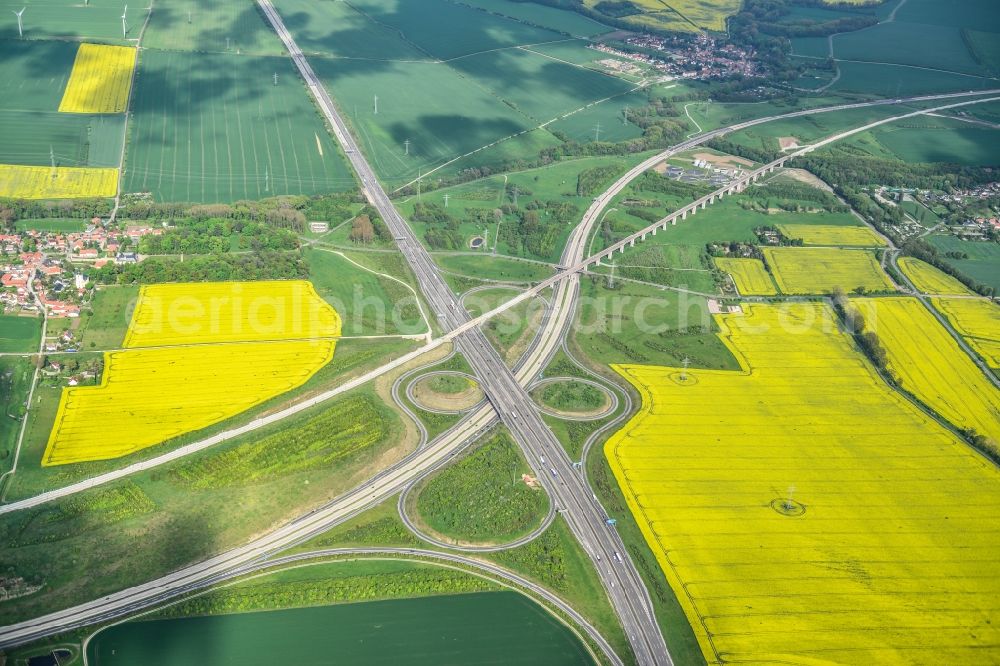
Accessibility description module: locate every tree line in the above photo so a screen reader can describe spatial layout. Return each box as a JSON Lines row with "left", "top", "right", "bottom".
{"left": 94, "top": 251, "right": 308, "bottom": 285}
{"left": 138, "top": 218, "right": 299, "bottom": 255}
{"left": 0, "top": 197, "right": 112, "bottom": 227}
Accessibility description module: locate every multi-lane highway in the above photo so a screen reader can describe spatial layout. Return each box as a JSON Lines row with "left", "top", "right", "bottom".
{"left": 2, "top": 6, "right": 998, "bottom": 654}
{"left": 256, "top": 2, "right": 670, "bottom": 661}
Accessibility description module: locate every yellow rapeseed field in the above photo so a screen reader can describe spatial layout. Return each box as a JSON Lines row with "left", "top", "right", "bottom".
{"left": 897, "top": 257, "right": 973, "bottom": 295}
{"left": 0, "top": 164, "right": 118, "bottom": 199}
{"left": 853, "top": 296, "right": 1000, "bottom": 443}
{"left": 42, "top": 341, "right": 334, "bottom": 465}
{"left": 776, "top": 223, "right": 886, "bottom": 247}
{"left": 607, "top": 302, "right": 1000, "bottom": 664}
{"left": 713, "top": 257, "right": 776, "bottom": 295}
{"left": 58, "top": 43, "right": 136, "bottom": 114}
{"left": 932, "top": 297, "right": 1000, "bottom": 368}
{"left": 124, "top": 281, "right": 341, "bottom": 347}
{"left": 44, "top": 280, "right": 340, "bottom": 465}
{"left": 762, "top": 246, "right": 895, "bottom": 294}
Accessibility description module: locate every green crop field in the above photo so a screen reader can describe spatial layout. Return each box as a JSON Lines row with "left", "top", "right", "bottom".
{"left": 0, "top": 315, "right": 41, "bottom": 353}
{"left": 271, "top": 0, "right": 429, "bottom": 60}
{"left": 122, "top": 50, "right": 355, "bottom": 203}
{"left": 833, "top": 22, "right": 987, "bottom": 77}
{"left": 142, "top": 0, "right": 285, "bottom": 55}
{"left": 830, "top": 61, "right": 996, "bottom": 97}
{"left": 790, "top": 0, "right": 1000, "bottom": 97}
{"left": 449, "top": 48, "right": 636, "bottom": 124}
{"left": 790, "top": 36, "right": 830, "bottom": 59}
{"left": 345, "top": 0, "right": 565, "bottom": 60}
{"left": 527, "top": 39, "right": 635, "bottom": 68}
{"left": 960, "top": 101, "right": 1000, "bottom": 125}
{"left": 547, "top": 89, "right": 647, "bottom": 145}
{"left": 432, "top": 128, "right": 565, "bottom": 183}
{"left": 964, "top": 29, "right": 1000, "bottom": 74}
{"left": 860, "top": 117, "right": 1000, "bottom": 166}
{"left": 89, "top": 591, "right": 593, "bottom": 666}
{"left": 0, "top": 40, "right": 76, "bottom": 112}
{"left": 289, "top": 2, "right": 649, "bottom": 185}
{"left": 791, "top": 0, "right": 1000, "bottom": 96}
{"left": 927, "top": 235, "right": 1000, "bottom": 291}
{"left": 891, "top": 0, "right": 1000, "bottom": 32}
{"left": 413, "top": 428, "right": 550, "bottom": 544}
{"left": 0, "top": 110, "right": 87, "bottom": 166}
{"left": 0, "top": 111, "right": 123, "bottom": 169}
{"left": 0, "top": 0, "right": 129, "bottom": 43}
{"left": 458, "top": 0, "right": 612, "bottom": 37}
{"left": 311, "top": 57, "right": 555, "bottom": 185}
{"left": 457, "top": 44, "right": 647, "bottom": 142}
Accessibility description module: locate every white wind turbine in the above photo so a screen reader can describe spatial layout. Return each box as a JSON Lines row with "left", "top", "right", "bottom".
{"left": 120, "top": 4, "right": 128, "bottom": 39}
{"left": 12, "top": 7, "right": 25, "bottom": 38}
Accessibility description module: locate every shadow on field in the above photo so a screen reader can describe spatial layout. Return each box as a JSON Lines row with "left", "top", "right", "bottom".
{"left": 388, "top": 114, "right": 527, "bottom": 156}
{"left": 448, "top": 48, "right": 631, "bottom": 110}
{"left": 0, "top": 39, "right": 79, "bottom": 88}
{"left": 147, "top": 0, "right": 284, "bottom": 54}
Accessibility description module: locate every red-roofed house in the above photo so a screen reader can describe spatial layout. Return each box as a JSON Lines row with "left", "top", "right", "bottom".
{"left": 1, "top": 273, "right": 27, "bottom": 288}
